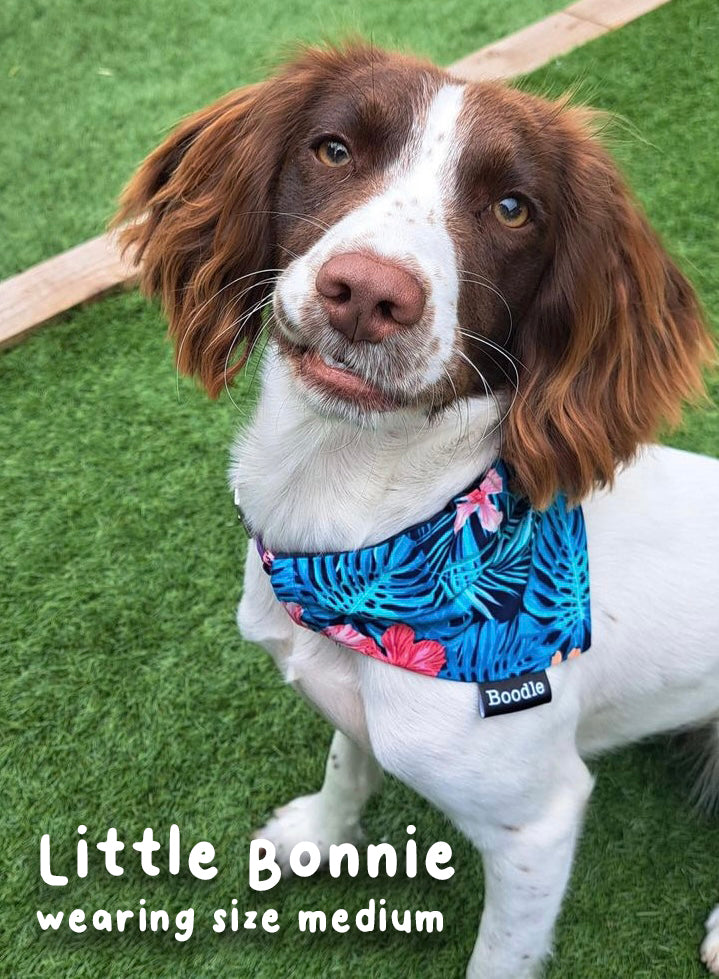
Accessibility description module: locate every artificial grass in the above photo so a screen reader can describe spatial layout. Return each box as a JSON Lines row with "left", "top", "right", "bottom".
{"left": 1, "top": 0, "right": 718, "bottom": 977}
{"left": 0, "top": 0, "right": 568, "bottom": 281}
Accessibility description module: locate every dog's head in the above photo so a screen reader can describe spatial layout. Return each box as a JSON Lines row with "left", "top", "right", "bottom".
{"left": 116, "top": 43, "right": 712, "bottom": 507}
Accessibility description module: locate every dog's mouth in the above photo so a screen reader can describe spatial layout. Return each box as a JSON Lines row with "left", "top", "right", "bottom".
{"left": 276, "top": 334, "right": 398, "bottom": 412}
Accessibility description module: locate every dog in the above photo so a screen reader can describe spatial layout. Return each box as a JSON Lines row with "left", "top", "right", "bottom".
{"left": 116, "top": 43, "right": 719, "bottom": 977}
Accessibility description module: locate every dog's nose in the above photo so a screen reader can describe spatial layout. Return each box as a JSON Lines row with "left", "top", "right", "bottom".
{"left": 315, "top": 252, "right": 426, "bottom": 343}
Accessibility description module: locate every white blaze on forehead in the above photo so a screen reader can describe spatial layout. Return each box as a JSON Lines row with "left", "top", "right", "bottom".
{"left": 398, "top": 82, "right": 466, "bottom": 190}
{"left": 278, "top": 81, "right": 468, "bottom": 385}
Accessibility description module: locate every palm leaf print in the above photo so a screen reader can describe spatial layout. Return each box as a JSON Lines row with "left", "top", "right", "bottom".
{"left": 438, "top": 490, "right": 534, "bottom": 618}
{"left": 263, "top": 460, "right": 591, "bottom": 685}
{"left": 522, "top": 497, "right": 591, "bottom": 652}
{"left": 270, "top": 532, "right": 438, "bottom": 625}
{"left": 447, "top": 613, "right": 547, "bottom": 682}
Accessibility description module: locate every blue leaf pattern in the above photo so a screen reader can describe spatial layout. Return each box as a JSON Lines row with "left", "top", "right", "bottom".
{"left": 261, "top": 461, "right": 591, "bottom": 683}
{"left": 523, "top": 495, "right": 591, "bottom": 654}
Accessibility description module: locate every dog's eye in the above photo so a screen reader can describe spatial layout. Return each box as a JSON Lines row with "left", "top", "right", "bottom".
{"left": 492, "top": 197, "right": 530, "bottom": 228}
{"left": 315, "top": 138, "right": 352, "bottom": 168}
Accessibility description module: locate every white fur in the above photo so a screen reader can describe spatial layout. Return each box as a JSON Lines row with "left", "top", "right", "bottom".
{"left": 277, "top": 84, "right": 466, "bottom": 386}
{"left": 233, "top": 358, "right": 719, "bottom": 977}
{"left": 229, "top": 81, "right": 719, "bottom": 978}
{"left": 703, "top": 905, "right": 719, "bottom": 975}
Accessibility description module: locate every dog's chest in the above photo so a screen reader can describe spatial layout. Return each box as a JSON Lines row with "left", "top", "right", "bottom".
{"left": 233, "top": 423, "right": 436, "bottom": 554}
{"left": 229, "top": 368, "right": 498, "bottom": 555}
{"left": 234, "top": 438, "right": 387, "bottom": 553}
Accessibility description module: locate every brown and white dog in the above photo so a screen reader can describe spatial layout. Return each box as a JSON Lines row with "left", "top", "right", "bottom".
{"left": 117, "top": 44, "right": 719, "bottom": 977}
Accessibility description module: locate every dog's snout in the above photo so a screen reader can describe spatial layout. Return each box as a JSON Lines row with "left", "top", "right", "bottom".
{"left": 316, "top": 252, "right": 426, "bottom": 343}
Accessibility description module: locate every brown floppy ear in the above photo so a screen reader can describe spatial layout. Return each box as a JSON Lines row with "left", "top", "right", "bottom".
{"left": 114, "top": 83, "right": 282, "bottom": 396}
{"left": 504, "top": 107, "right": 714, "bottom": 509}
{"left": 114, "top": 45, "right": 378, "bottom": 396}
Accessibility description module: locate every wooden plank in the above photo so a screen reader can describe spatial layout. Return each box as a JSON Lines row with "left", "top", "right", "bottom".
{"left": 449, "top": 10, "right": 604, "bottom": 81}
{"left": 0, "top": 233, "right": 137, "bottom": 350}
{"left": 1, "top": 0, "right": 673, "bottom": 350}
{"left": 450, "top": 0, "right": 672, "bottom": 82}
{"left": 567, "top": 0, "right": 671, "bottom": 30}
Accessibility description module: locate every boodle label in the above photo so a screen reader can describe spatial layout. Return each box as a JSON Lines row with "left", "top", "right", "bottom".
{"left": 477, "top": 670, "right": 552, "bottom": 717}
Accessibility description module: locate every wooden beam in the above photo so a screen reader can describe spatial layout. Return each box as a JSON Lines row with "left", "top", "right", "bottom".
{"left": 566, "top": 0, "right": 671, "bottom": 31}
{"left": 0, "top": 233, "right": 136, "bottom": 349}
{"left": 448, "top": 0, "right": 671, "bottom": 81}
{"left": 449, "top": 10, "right": 604, "bottom": 82}
{"left": 0, "top": 0, "right": 672, "bottom": 350}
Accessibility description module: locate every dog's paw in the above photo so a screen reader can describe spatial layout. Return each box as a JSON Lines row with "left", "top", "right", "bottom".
{"left": 253, "top": 792, "right": 363, "bottom": 875}
{"left": 701, "top": 905, "right": 719, "bottom": 974}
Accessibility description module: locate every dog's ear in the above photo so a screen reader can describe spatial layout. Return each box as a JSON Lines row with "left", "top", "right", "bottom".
{"left": 115, "top": 83, "right": 283, "bottom": 396}
{"left": 115, "top": 44, "right": 383, "bottom": 396}
{"left": 504, "top": 106, "right": 714, "bottom": 508}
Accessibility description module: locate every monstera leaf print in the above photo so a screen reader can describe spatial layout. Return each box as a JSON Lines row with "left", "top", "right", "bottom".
{"left": 266, "top": 459, "right": 590, "bottom": 684}
{"left": 446, "top": 613, "right": 547, "bottom": 682}
{"left": 270, "top": 531, "right": 439, "bottom": 628}
{"left": 439, "top": 490, "right": 534, "bottom": 619}
{"left": 522, "top": 497, "right": 590, "bottom": 653}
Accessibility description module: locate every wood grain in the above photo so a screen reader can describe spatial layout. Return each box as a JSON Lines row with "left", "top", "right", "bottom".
{"left": 567, "top": 0, "right": 671, "bottom": 30}
{"left": 0, "top": 233, "right": 137, "bottom": 349}
{"left": 449, "top": 11, "right": 604, "bottom": 81}
{"left": 449, "top": 0, "right": 671, "bottom": 80}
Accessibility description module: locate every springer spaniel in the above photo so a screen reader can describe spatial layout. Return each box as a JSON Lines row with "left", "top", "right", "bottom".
{"left": 117, "top": 44, "right": 718, "bottom": 977}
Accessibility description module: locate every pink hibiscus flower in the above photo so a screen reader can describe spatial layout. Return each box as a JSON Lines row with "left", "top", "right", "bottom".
{"left": 322, "top": 623, "right": 381, "bottom": 657}
{"left": 283, "top": 602, "right": 307, "bottom": 627}
{"left": 380, "top": 623, "right": 447, "bottom": 677}
{"left": 453, "top": 467, "right": 504, "bottom": 534}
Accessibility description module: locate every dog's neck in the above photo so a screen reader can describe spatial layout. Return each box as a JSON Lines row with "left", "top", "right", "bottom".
{"left": 230, "top": 345, "right": 501, "bottom": 553}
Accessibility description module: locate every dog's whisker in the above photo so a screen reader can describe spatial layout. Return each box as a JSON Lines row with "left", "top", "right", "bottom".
{"left": 276, "top": 243, "right": 301, "bottom": 261}
{"left": 180, "top": 278, "right": 278, "bottom": 402}
{"left": 457, "top": 343, "right": 519, "bottom": 452}
{"left": 245, "top": 315, "right": 277, "bottom": 390}
{"left": 319, "top": 412, "right": 371, "bottom": 456}
{"left": 457, "top": 323, "right": 530, "bottom": 374}
{"left": 456, "top": 271, "right": 514, "bottom": 343}
{"left": 455, "top": 349, "right": 503, "bottom": 450}
{"left": 222, "top": 296, "right": 277, "bottom": 413}
{"left": 207, "top": 276, "right": 281, "bottom": 337}
{"left": 234, "top": 209, "right": 331, "bottom": 233}
{"left": 457, "top": 330, "right": 530, "bottom": 437}
{"left": 414, "top": 388, "right": 436, "bottom": 442}
{"left": 439, "top": 365, "right": 468, "bottom": 468}
{"left": 175, "top": 272, "right": 282, "bottom": 400}
{"left": 457, "top": 330, "right": 520, "bottom": 393}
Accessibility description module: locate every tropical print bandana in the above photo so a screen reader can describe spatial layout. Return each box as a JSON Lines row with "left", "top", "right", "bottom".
{"left": 253, "top": 462, "right": 591, "bottom": 686}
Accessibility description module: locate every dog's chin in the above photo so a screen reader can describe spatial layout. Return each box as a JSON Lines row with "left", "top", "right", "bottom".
{"left": 275, "top": 333, "right": 420, "bottom": 419}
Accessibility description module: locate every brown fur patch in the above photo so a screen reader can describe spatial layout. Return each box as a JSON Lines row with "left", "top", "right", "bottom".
{"left": 114, "top": 43, "right": 714, "bottom": 508}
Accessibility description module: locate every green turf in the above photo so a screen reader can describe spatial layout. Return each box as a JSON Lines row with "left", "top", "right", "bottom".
{"left": 1, "top": 0, "right": 718, "bottom": 976}
{"left": 0, "top": 0, "right": 567, "bottom": 280}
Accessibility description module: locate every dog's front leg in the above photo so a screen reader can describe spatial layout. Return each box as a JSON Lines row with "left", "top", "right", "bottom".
{"left": 464, "top": 757, "right": 593, "bottom": 979}
{"left": 239, "top": 545, "right": 384, "bottom": 867}
{"left": 362, "top": 663, "right": 592, "bottom": 979}
{"left": 702, "top": 905, "right": 719, "bottom": 974}
{"left": 254, "top": 729, "right": 383, "bottom": 871}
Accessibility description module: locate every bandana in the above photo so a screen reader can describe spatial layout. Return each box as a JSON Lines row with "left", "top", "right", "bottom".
{"left": 250, "top": 462, "right": 591, "bottom": 713}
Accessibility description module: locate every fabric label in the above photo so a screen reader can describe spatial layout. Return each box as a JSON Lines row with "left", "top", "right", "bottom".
{"left": 477, "top": 670, "right": 552, "bottom": 717}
